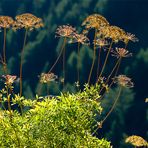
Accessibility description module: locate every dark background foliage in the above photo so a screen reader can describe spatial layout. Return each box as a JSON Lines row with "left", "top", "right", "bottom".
{"left": 0, "top": 0, "right": 147, "bottom": 147}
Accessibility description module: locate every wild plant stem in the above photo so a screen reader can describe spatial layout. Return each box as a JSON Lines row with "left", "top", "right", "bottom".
{"left": 77, "top": 42, "right": 80, "bottom": 82}
{"left": 63, "top": 41, "right": 66, "bottom": 87}
{"left": 47, "top": 82, "right": 49, "bottom": 95}
{"left": 10, "top": 121, "right": 21, "bottom": 147}
{"left": 6, "top": 87, "right": 11, "bottom": 114}
{"left": 106, "top": 57, "right": 121, "bottom": 83}
{"left": 102, "top": 86, "right": 122, "bottom": 123}
{"left": 3, "top": 28, "right": 7, "bottom": 73}
{"left": 19, "top": 29, "right": 28, "bottom": 97}
{"left": 100, "top": 59, "right": 121, "bottom": 100}
{"left": 96, "top": 47, "right": 102, "bottom": 81}
{"left": 98, "top": 41, "right": 113, "bottom": 79}
{"left": 99, "top": 57, "right": 121, "bottom": 94}
{"left": 92, "top": 86, "right": 122, "bottom": 135}
{"left": 88, "top": 29, "right": 97, "bottom": 84}
{"left": 48, "top": 37, "right": 67, "bottom": 73}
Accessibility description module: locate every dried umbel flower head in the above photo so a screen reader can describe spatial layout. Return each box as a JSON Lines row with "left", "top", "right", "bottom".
{"left": 56, "top": 25, "right": 76, "bottom": 38}
{"left": 100, "top": 26, "right": 126, "bottom": 43}
{"left": 145, "top": 98, "right": 148, "bottom": 103}
{"left": 111, "top": 48, "right": 132, "bottom": 58}
{"left": 39, "top": 73, "right": 58, "bottom": 84}
{"left": 69, "top": 33, "right": 90, "bottom": 45}
{"left": 95, "top": 39, "right": 108, "bottom": 48}
{"left": 125, "top": 135, "right": 148, "bottom": 147}
{"left": 0, "top": 16, "right": 14, "bottom": 29}
{"left": 13, "top": 13, "right": 43, "bottom": 31}
{"left": 114, "top": 75, "right": 134, "bottom": 88}
{"left": 123, "top": 32, "right": 139, "bottom": 44}
{"left": 82, "top": 14, "right": 109, "bottom": 30}
{"left": 2, "top": 75, "right": 17, "bottom": 85}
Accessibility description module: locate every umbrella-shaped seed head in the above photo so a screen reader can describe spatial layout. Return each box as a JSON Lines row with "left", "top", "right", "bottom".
{"left": 0, "top": 16, "right": 14, "bottom": 29}
{"left": 13, "top": 13, "right": 43, "bottom": 31}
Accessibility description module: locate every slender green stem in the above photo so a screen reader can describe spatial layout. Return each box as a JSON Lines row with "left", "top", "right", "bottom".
{"left": 96, "top": 47, "right": 102, "bottom": 81}
{"left": 19, "top": 29, "right": 28, "bottom": 97}
{"left": 88, "top": 29, "right": 97, "bottom": 84}
{"left": 10, "top": 122, "right": 21, "bottom": 147}
{"left": 77, "top": 42, "right": 80, "bottom": 82}
{"left": 92, "top": 86, "right": 122, "bottom": 135}
{"left": 48, "top": 37, "right": 67, "bottom": 73}
{"left": 6, "top": 87, "right": 11, "bottom": 113}
{"left": 98, "top": 41, "right": 113, "bottom": 79}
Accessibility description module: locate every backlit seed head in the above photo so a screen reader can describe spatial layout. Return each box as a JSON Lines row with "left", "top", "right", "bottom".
{"left": 114, "top": 75, "right": 134, "bottom": 88}
{"left": 111, "top": 48, "right": 132, "bottom": 58}
{"left": 95, "top": 39, "right": 108, "bottom": 48}
{"left": 125, "top": 135, "right": 148, "bottom": 147}
{"left": 39, "top": 73, "right": 58, "bottom": 84}
{"left": 69, "top": 33, "right": 90, "bottom": 45}
{"left": 82, "top": 14, "right": 109, "bottom": 30}
{"left": 2, "top": 75, "right": 17, "bottom": 85}
{"left": 0, "top": 16, "right": 14, "bottom": 29}
{"left": 123, "top": 32, "right": 139, "bottom": 44}
{"left": 13, "top": 13, "right": 43, "bottom": 31}
{"left": 56, "top": 25, "right": 76, "bottom": 38}
{"left": 100, "top": 26, "right": 126, "bottom": 43}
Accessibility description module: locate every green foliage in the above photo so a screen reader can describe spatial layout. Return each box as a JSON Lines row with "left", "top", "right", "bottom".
{"left": 0, "top": 85, "right": 111, "bottom": 148}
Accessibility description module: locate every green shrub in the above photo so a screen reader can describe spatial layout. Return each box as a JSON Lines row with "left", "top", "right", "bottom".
{"left": 0, "top": 85, "right": 111, "bottom": 148}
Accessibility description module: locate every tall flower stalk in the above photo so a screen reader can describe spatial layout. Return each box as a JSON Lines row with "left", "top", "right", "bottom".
{"left": 48, "top": 37, "right": 67, "bottom": 73}
{"left": 98, "top": 25, "right": 126, "bottom": 79}
{"left": 88, "top": 29, "right": 97, "bottom": 84}
{"left": 52, "top": 25, "right": 76, "bottom": 86}
{"left": 95, "top": 39, "right": 109, "bottom": 81}
{"left": 69, "top": 32, "right": 89, "bottom": 83}
{"left": 93, "top": 75, "right": 133, "bottom": 135}
{"left": 3, "top": 28, "right": 7, "bottom": 73}
{"left": 19, "top": 29, "right": 28, "bottom": 96}
{"left": 99, "top": 32, "right": 138, "bottom": 97}
{"left": 13, "top": 13, "right": 43, "bottom": 96}
{"left": 82, "top": 14, "right": 109, "bottom": 84}
{"left": 77, "top": 42, "right": 80, "bottom": 82}
{"left": 98, "top": 40, "right": 113, "bottom": 79}
{"left": 0, "top": 16, "right": 14, "bottom": 73}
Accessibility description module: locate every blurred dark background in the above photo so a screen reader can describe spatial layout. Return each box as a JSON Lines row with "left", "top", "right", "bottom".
{"left": 0, "top": 0, "right": 147, "bottom": 147}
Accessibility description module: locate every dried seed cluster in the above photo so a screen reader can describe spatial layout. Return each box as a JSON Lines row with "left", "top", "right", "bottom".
{"left": 13, "top": 13, "right": 44, "bottom": 30}
{"left": 69, "top": 33, "right": 90, "bottom": 45}
{"left": 39, "top": 73, "right": 58, "bottom": 84}
{"left": 56, "top": 25, "right": 76, "bottom": 37}
{"left": 125, "top": 135, "right": 148, "bottom": 147}
{"left": 111, "top": 48, "right": 132, "bottom": 58}
{"left": 114, "top": 75, "right": 134, "bottom": 88}
{"left": 2, "top": 74, "right": 17, "bottom": 85}
{"left": 82, "top": 14, "right": 109, "bottom": 30}
{"left": 0, "top": 16, "right": 14, "bottom": 29}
